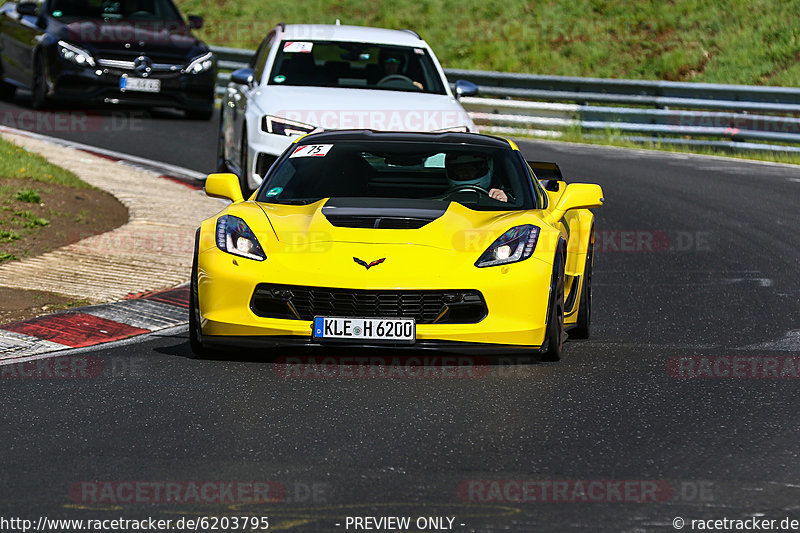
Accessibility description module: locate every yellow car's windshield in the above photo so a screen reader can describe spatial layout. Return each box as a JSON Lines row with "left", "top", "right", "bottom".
{"left": 257, "top": 141, "right": 538, "bottom": 211}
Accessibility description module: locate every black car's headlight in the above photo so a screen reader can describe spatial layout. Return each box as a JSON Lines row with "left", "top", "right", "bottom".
{"left": 475, "top": 225, "right": 540, "bottom": 268}
{"left": 57, "top": 41, "right": 96, "bottom": 67}
{"left": 215, "top": 215, "right": 266, "bottom": 261}
{"left": 184, "top": 52, "right": 214, "bottom": 74}
{"left": 261, "top": 115, "right": 317, "bottom": 136}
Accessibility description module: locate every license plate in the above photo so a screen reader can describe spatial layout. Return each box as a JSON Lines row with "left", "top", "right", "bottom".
{"left": 313, "top": 317, "right": 415, "bottom": 343}
{"left": 120, "top": 76, "right": 161, "bottom": 93}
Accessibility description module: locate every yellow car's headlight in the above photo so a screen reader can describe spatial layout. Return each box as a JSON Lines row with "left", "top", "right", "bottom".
{"left": 475, "top": 225, "right": 539, "bottom": 268}
{"left": 215, "top": 215, "right": 266, "bottom": 261}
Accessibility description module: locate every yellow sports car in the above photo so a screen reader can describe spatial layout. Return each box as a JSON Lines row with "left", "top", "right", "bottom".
{"left": 190, "top": 130, "right": 603, "bottom": 360}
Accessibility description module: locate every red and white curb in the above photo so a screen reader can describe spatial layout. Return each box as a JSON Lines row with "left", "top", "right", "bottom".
{"left": 0, "top": 283, "right": 190, "bottom": 362}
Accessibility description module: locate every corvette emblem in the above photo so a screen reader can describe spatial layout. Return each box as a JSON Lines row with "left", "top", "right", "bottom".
{"left": 353, "top": 257, "right": 385, "bottom": 270}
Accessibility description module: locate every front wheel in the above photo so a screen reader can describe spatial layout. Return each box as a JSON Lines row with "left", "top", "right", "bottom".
{"left": 572, "top": 245, "right": 593, "bottom": 339}
{"left": 31, "top": 55, "right": 49, "bottom": 110}
{"left": 189, "top": 247, "right": 212, "bottom": 358}
{"left": 238, "top": 133, "right": 254, "bottom": 198}
{"left": 541, "top": 251, "right": 565, "bottom": 362}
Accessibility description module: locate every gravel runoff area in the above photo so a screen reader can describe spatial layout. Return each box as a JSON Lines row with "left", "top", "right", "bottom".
{"left": 0, "top": 131, "right": 223, "bottom": 303}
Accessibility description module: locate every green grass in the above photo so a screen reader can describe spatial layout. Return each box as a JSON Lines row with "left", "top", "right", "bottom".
{"left": 13, "top": 210, "right": 49, "bottom": 229}
{"left": 0, "top": 229, "right": 20, "bottom": 242}
{"left": 176, "top": 0, "right": 800, "bottom": 85}
{"left": 0, "top": 138, "right": 87, "bottom": 188}
{"left": 0, "top": 252, "right": 17, "bottom": 263}
{"left": 15, "top": 189, "right": 41, "bottom": 203}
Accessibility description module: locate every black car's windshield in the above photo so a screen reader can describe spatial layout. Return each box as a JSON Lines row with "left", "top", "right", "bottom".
{"left": 257, "top": 141, "right": 536, "bottom": 211}
{"left": 268, "top": 41, "right": 447, "bottom": 95}
{"left": 48, "top": 0, "right": 183, "bottom": 21}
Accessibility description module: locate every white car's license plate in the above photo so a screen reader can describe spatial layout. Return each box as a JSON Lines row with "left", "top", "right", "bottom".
{"left": 120, "top": 76, "right": 161, "bottom": 93}
{"left": 313, "top": 317, "right": 415, "bottom": 343}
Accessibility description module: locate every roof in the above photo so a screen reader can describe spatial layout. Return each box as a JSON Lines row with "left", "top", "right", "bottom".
{"left": 296, "top": 130, "right": 513, "bottom": 149}
{"left": 280, "top": 24, "right": 427, "bottom": 47}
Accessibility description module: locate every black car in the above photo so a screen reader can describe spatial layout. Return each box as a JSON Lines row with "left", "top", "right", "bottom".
{"left": 0, "top": 0, "right": 215, "bottom": 119}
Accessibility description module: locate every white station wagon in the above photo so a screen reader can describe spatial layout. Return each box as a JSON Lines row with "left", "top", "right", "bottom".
{"left": 217, "top": 23, "right": 478, "bottom": 194}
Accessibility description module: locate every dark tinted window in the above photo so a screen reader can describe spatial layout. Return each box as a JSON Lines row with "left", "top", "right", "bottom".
{"left": 257, "top": 141, "right": 536, "bottom": 211}
{"left": 48, "top": 0, "right": 182, "bottom": 21}
{"left": 268, "top": 41, "right": 446, "bottom": 95}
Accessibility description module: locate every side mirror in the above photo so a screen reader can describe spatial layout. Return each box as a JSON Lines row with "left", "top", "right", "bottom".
{"left": 230, "top": 67, "right": 255, "bottom": 86}
{"left": 16, "top": 2, "right": 38, "bottom": 17}
{"left": 454, "top": 80, "right": 478, "bottom": 99}
{"left": 187, "top": 15, "right": 203, "bottom": 29}
{"left": 205, "top": 173, "right": 244, "bottom": 203}
{"left": 554, "top": 183, "right": 604, "bottom": 213}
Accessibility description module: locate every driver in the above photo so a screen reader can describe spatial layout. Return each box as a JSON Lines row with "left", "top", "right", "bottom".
{"left": 445, "top": 153, "right": 508, "bottom": 202}
{"left": 379, "top": 54, "right": 423, "bottom": 90}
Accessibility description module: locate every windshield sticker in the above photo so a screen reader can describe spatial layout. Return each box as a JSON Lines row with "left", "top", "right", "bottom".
{"left": 290, "top": 144, "right": 333, "bottom": 158}
{"left": 283, "top": 41, "right": 313, "bottom": 53}
{"left": 266, "top": 187, "right": 283, "bottom": 197}
{"left": 273, "top": 75, "right": 286, "bottom": 83}
{"left": 414, "top": 48, "right": 425, "bottom": 55}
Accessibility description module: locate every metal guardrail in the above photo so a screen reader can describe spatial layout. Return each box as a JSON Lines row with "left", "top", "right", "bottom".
{"left": 210, "top": 45, "right": 800, "bottom": 153}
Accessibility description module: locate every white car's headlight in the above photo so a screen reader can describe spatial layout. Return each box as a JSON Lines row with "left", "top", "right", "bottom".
{"left": 57, "top": 41, "right": 96, "bottom": 67}
{"left": 184, "top": 52, "right": 214, "bottom": 74}
{"left": 475, "top": 225, "right": 540, "bottom": 268}
{"left": 215, "top": 215, "right": 266, "bottom": 261}
{"left": 262, "top": 115, "right": 317, "bottom": 136}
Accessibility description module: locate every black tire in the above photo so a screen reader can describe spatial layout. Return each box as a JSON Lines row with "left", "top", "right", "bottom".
{"left": 31, "top": 54, "right": 49, "bottom": 110}
{"left": 0, "top": 79, "right": 16, "bottom": 101}
{"left": 189, "top": 243, "right": 212, "bottom": 358}
{"left": 184, "top": 105, "right": 214, "bottom": 121}
{"left": 238, "top": 129, "right": 253, "bottom": 198}
{"left": 572, "top": 243, "right": 593, "bottom": 339}
{"left": 541, "top": 249, "right": 565, "bottom": 362}
{"left": 216, "top": 112, "right": 230, "bottom": 173}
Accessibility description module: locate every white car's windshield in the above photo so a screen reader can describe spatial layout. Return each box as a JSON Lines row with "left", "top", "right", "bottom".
{"left": 268, "top": 41, "right": 447, "bottom": 95}
{"left": 257, "top": 141, "right": 536, "bottom": 211}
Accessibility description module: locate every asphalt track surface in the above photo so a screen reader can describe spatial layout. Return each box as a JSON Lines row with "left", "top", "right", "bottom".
{"left": 1, "top": 96, "right": 800, "bottom": 532}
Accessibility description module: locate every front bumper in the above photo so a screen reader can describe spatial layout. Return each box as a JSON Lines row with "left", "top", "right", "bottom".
{"left": 47, "top": 60, "right": 215, "bottom": 112}
{"left": 196, "top": 242, "right": 553, "bottom": 350}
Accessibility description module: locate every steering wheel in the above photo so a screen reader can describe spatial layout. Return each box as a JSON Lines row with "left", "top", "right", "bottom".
{"left": 128, "top": 10, "right": 152, "bottom": 18}
{"left": 450, "top": 184, "right": 491, "bottom": 197}
{"left": 377, "top": 74, "right": 416, "bottom": 88}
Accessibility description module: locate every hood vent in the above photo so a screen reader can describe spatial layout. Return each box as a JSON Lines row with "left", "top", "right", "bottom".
{"left": 321, "top": 198, "right": 447, "bottom": 230}
{"left": 325, "top": 216, "right": 431, "bottom": 229}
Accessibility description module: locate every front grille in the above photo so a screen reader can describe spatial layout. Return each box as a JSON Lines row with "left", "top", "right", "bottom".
{"left": 325, "top": 216, "right": 431, "bottom": 229}
{"left": 251, "top": 284, "right": 487, "bottom": 324}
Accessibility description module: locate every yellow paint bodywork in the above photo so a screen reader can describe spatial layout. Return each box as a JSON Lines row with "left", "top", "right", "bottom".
{"left": 196, "top": 150, "right": 601, "bottom": 349}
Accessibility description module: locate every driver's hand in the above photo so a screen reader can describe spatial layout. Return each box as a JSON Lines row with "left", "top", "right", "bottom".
{"left": 489, "top": 188, "right": 508, "bottom": 202}
{"left": 412, "top": 81, "right": 423, "bottom": 90}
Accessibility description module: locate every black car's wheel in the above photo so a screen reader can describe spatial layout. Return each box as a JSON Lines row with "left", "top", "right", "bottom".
{"left": 572, "top": 243, "right": 593, "bottom": 339}
{"left": 216, "top": 113, "right": 230, "bottom": 173}
{"left": 541, "top": 249, "right": 565, "bottom": 362}
{"left": 239, "top": 129, "right": 253, "bottom": 198}
{"left": 31, "top": 54, "right": 49, "bottom": 110}
{"left": 0, "top": 79, "right": 16, "bottom": 101}
{"left": 184, "top": 105, "right": 214, "bottom": 120}
{"left": 189, "top": 246, "right": 212, "bottom": 358}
